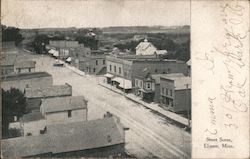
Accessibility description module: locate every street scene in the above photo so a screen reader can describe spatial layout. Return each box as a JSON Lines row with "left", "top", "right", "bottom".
{"left": 1, "top": 0, "right": 191, "bottom": 158}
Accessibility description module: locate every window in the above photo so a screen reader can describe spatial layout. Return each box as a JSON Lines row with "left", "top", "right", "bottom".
{"left": 140, "top": 81, "right": 143, "bottom": 87}
{"left": 18, "top": 68, "right": 21, "bottom": 73}
{"left": 166, "top": 88, "right": 168, "bottom": 95}
{"left": 114, "top": 66, "right": 116, "bottom": 72}
{"left": 147, "top": 83, "right": 151, "bottom": 89}
{"left": 167, "top": 68, "right": 171, "bottom": 73}
{"left": 119, "top": 67, "right": 121, "bottom": 74}
{"left": 109, "top": 65, "right": 112, "bottom": 71}
{"left": 93, "top": 68, "right": 96, "bottom": 73}
{"left": 170, "top": 90, "right": 173, "bottom": 96}
{"left": 29, "top": 68, "right": 31, "bottom": 72}
{"left": 135, "top": 79, "right": 138, "bottom": 86}
{"left": 103, "top": 60, "right": 105, "bottom": 65}
{"left": 68, "top": 110, "right": 72, "bottom": 118}
{"left": 166, "top": 98, "right": 170, "bottom": 105}
{"left": 155, "top": 69, "right": 158, "bottom": 73}
{"left": 96, "top": 60, "right": 98, "bottom": 65}
{"left": 162, "top": 87, "right": 165, "bottom": 94}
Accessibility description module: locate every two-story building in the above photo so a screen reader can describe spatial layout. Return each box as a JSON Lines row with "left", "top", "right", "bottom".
{"left": 160, "top": 75, "right": 191, "bottom": 113}
{"left": 25, "top": 83, "right": 72, "bottom": 112}
{"left": 14, "top": 61, "right": 36, "bottom": 73}
{"left": 105, "top": 55, "right": 188, "bottom": 93}
{"left": 134, "top": 73, "right": 185, "bottom": 103}
{"left": 77, "top": 50, "right": 107, "bottom": 75}
{"left": 40, "top": 96, "right": 88, "bottom": 125}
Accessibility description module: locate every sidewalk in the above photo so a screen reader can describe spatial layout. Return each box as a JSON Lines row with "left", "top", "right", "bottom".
{"left": 99, "top": 82, "right": 191, "bottom": 128}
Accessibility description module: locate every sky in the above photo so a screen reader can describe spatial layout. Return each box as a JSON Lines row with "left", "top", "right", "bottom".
{"left": 1, "top": 0, "right": 190, "bottom": 29}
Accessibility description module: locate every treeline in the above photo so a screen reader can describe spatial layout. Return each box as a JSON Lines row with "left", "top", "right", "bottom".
{"left": 1, "top": 25, "right": 24, "bottom": 45}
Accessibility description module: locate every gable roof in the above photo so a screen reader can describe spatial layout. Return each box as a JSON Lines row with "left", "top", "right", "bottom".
{"left": 42, "top": 96, "right": 87, "bottom": 113}
{"left": 135, "top": 39, "right": 157, "bottom": 51}
{"left": 1, "top": 117, "right": 125, "bottom": 158}
{"left": 25, "top": 84, "right": 72, "bottom": 99}
{"left": 47, "top": 116, "right": 125, "bottom": 154}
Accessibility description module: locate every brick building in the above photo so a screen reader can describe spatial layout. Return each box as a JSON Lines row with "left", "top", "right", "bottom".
{"left": 160, "top": 75, "right": 191, "bottom": 112}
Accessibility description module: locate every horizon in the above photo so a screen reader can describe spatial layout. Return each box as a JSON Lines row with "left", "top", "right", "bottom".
{"left": 1, "top": 0, "right": 190, "bottom": 29}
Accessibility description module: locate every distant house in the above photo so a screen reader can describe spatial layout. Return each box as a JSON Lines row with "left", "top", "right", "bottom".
{"left": 134, "top": 73, "right": 185, "bottom": 103}
{"left": 2, "top": 116, "right": 126, "bottom": 158}
{"left": 25, "top": 84, "right": 72, "bottom": 112}
{"left": 1, "top": 72, "right": 53, "bottom": 91}
{"left": 135, "top": 39, "right": 157, "bottom": 55}
{"left": 160, "top": 75, "right": 191, "bottom": 112}
{"left": 40, "top": 96, "right": 88, "bottom": 125}
{"left": 14, "top": 60, "right": 36, "bottom": 73}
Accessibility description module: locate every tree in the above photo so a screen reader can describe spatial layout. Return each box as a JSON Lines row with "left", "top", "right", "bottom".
{"left": 75, "top": 36, "right": 99, "bottom": 50}
{"left": 2, "top": 88, "right": 27, "bottom": 138}
{"left": 1, "top": 25, "right": 24, "bottom": 45}
{"left": 33, "top": 34, "right": 49, "bottom": 54}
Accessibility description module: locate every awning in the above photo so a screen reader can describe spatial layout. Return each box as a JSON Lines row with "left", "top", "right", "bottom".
{"left": 104, "top": 73, "right": 114, "bottom": 78}
{"left": 66, "top": 57, "right": 72, "bottom": 62}
{"left": 112, "top": 77, "right": 132, "bottom": 89}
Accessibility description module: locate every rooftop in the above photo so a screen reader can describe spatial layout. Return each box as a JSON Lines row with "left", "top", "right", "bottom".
{"left": 1, "top": 72, "right": 52, "bottom": 81}
{"left": 19, "top": 112, "right": 45, "bottom": 123}
{"left": 42, "top": 96, "right": 87, "bottom": 113}
{"left": 152, "top": 73, "right": 185, "bottom": 84}
{"left": 1, "top": 117, "right": 125, "bottom": 158}
{"left": 161, "top": 75, "right": 191, "bottom": 90}
{"left": 25, "top": 84, "right": 72, "bottom": 99}
{"left": 135, "top": 39, "right": 157, "bottom": 51}
{"left": 15, "top": 60, "right": 36, "bottom": 69}
{"left": 47, "top": 116, "right": 125, "bottom": 154}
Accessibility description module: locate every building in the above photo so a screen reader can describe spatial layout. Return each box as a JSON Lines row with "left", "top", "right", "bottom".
{"left": 135, "top": 39, "right": 157, "bottom": 55}
{"left": 47, "top": 40, "right": 81, "bottom": 59}
{"left": 134, "top": 73, "right": 185, "bottom": 103}
{"left": 19, "top": 112, "right": 46, "bottom": 136}
{"left": 160, "top": 75, "right": 191, "bottom": 112}
{"left": 2, "top": 116, "right": 125, "bottom": 158}
{"left": 25, "top": 84, "right": 72, "bottom": 112}
{"left": 1, "top": 42, "right": 18, "bottom": 75}
{"left": 1, "top": 72, "right": 53, "bottom": 91}
{"left": 77, "top": 50, "right": 107, "bottom": 75}
{"left": 105, "top": 55, "right": 188, "bottom": 93}
{"left": 40, "top": 96, "right": 88, "bottom": 125}
{"left": 14, "top": 60, "right": 36, "bottom": 73}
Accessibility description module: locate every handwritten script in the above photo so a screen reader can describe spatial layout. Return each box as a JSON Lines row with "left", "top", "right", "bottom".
{"left": 199, "top": 0, "right": 249, "bottom": 148}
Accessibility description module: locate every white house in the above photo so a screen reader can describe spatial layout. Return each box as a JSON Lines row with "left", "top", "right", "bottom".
{"left": 40, "top": 96, "right": 88, "bottom": 125}
{"left": 135, "top": 39, "right": 157, "bottom": 55}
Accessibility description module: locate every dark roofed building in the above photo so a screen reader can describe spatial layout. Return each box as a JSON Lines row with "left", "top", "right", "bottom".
{"left": 40, "top": 96, "right": 88, "bottom": 125}
{"left": 1, "top": 72, "right": 53, "bottom": 91}
{"left": 25, "top": 83, "right": 72, "bottom": 99}
{"left": 1, "top": 117, "right": 125, "bottom": 158}
{"left": 14, "top": 60, "right": 36, "bottom": 73}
